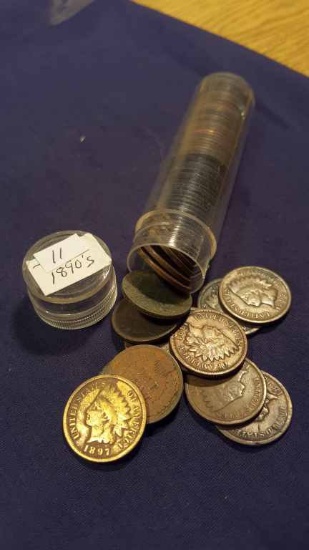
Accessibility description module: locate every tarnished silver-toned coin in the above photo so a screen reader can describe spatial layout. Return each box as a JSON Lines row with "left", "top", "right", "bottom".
{"left": 185, "top": 358, "right": 266, "bottom": 425}
{"left": 122, "top": 270, "right": 192, "bottom": 320}
{"left": 170, "top": 309, "right": 247, "bottom": 377}
{"left": 217, "top": 371, "right": 293, "bottom": 445}
{"left": 198, "top": 278, "right": 259, "bottom": 335}
{"left": 219, "top": 267, "right": 291, "bottom": 324}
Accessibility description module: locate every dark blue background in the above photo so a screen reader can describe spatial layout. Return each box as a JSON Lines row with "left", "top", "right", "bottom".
{"left": 1, "top": 1, "right": 308, "bottom": 548}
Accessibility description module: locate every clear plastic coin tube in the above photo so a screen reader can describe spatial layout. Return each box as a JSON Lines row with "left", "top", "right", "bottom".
{"left": 127, "top": 72, "right": 255, "bottom": 292}
{"left": 22, "top": 230, "right": 117, "bottom": 329}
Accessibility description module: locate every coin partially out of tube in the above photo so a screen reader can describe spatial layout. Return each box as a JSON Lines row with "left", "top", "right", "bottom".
{"left": 219, "top": 266, "right": 292, "bottom": 324}
{"left": 105, "top": 345, "right": 183, "bottom": 423}
{"left": 170, "top": 309, "right": 247, "bottom": 377}
{"left": 137, "top": 247, "right": 191, "bottom": 293}
{"left": 217, "top": 372, "right": 293, "bottom": 445}
{"left": 111, "top": 299, "right": 179, "bottom": 343}
{"left": 122, "top": 271, "right": 192, "bottom": 320}
{"left": 198, "top": 278, "right": 259, "bottom": 335}
{"left": 144, "top": 246, "right": 190, "bottom": 286}
{"left": 63, "top": 374, "right": 146, "bottom": 462}
{"left": 185, "top": 358, "right": 266, "bottom": 425}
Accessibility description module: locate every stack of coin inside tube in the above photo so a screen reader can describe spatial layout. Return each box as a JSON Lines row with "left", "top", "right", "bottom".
{"left": 127, "top": 73, "right": 255, "bottom": 293}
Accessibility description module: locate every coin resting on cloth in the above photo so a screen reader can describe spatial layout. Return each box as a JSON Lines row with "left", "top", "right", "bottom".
{"left": 217, "top": 372, "right": 293, "bottom": 445}
{"left": 185, "top": 358, "right": 266, "bottom": 425}
{"left": 111, "top": 299, "right": 179, "bottom": 343}
{"left": 63, "top": 375, "right": 147, "bottom": 462}
{"left": 219, "top": 266, "right": 291, "bottom": 324}
{"left": 170, "top": 309, "right": 247, "bottom": 377}
{"left": 104, "top": 345, "right": 183, "bottom": 423}
{"left": 197, "top": 278, "right": 259, "bottom": 335}
{"left": 122, "top": 270, "right": 192, "bottom": 319}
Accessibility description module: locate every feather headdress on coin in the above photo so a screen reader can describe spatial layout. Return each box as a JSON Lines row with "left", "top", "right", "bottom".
{"left": 229, "top": 276, "right": 277, "bottom": 308}
{"left": 86, "top": 383, "right": 131, "bottom": 444}
{"left": 186, "top": 316, "right": 238, "bottom": 362}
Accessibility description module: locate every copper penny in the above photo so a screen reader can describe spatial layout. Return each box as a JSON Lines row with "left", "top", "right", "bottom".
{"left": 137, "top": 247, "right": 191, "bottom": 293}
{"left": 111, "top": 299, "right": 178, "bottom": 344}
{"left": 104, "top": 345, "right": 183, "bottom": 423}
{"left": 122, "top": 270, "right": 192, "bottom": 320}
{"left": 160, "top": 246, "right": 195, "bottom": 276}
{"left": 217, "top": 371, "right": 293, "bottom": 445}
{"left": 144, "top": 246, "right": 190, "bottom": 285}
{"left": 219, "top": 266, "right": 291, "bottom": 324}
{"left": 124, "top": 339, "right": 171, "bottom": 354}
{"left": 198, "top": 278, "right": 260, "bottom": 335}
{"left": 170, "top": 309, "right": 247, "bottom": 377}
{"left": 185, "top": 358, "right": 266, "bottom": 425}
{"left": 63, "top": 374, "right": 146, "bottom": 462}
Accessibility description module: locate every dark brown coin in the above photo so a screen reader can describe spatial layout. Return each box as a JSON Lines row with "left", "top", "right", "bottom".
{"left": 137, "top": 247, "right": 191, "bottom": 293}
{"left": 217, "top": 371, "right": 293, "bottom": 445}
{"left": 111, "top": 299, "right": 179, "bottom": 344}
{"left": 144, "top": 246, "right": 190, "bottom": 286}
{"left": 185, "top": 358, "right": 266, "bottom": 425}
{"left": 170, "top": 309, "right": 247, "bottom": 377}
{"left": 198, "top": 278, "right": 260, "bottom": 335}
{"left": 219, "top": 266, "right": 292, "bottom": 324}
{"left": 122, "top": 271, "right": 192, "bottom": 320}
{"left": 104, "top": 345, "right": 183, "bottom": 423}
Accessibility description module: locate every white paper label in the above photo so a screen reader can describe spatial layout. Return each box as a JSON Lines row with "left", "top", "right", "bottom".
{"left": 33, "top": 233, "right": 88, "bottom": 272}
{"left": 27, "top": 233, "right": 111, "bottom": 296}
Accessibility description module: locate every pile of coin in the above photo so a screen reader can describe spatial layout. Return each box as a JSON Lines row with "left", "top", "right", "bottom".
{"left": 175, "top": 266, "right": 292, "bottom": 445}
{"left": 63, "top": 265, "right": 293, "bottom": 462}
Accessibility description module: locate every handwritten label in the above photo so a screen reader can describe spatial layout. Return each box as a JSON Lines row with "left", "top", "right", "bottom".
{"left": 33, "top": 234, "right": 88, "bottom": 272}
{"left": 27, "top": 233, "right": 111, "bottom": 296}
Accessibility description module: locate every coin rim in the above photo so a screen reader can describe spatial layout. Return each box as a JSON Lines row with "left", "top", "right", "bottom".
{"left": 106, "top": 345, "right": 184, "bottom": 424}
{"left": 198, "top": 278, "right": 260, "bottom": 335}
{"left": 217, "top": 371, "right": 293, "bottom": 445}
{"left": 185, "top": 358, "right": 267, "bottom": 425}
{"left": 122, "top": 270, "right": 192, "bottom": 320}
{"left": 170, "top": 308, "right": 248, "bottom": 377}
{"left": 138, "top": 247, "right": 191, "bottom": 293}
{"left": 111, "top": 299, "right": 178, "bottom": 343}
{"left": 63, "top": 374, "right": 147, "bottom": 462}
{"left": 219, "top": 266, "right": 292, "bottom": 324}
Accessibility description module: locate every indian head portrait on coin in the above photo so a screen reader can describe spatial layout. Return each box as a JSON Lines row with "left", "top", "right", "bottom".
{"left": 219, "top": 266, "right": 291, "bottom": 323}
{"left": 217, "top": 372, "right": 293, "bottom": 445}
{"left": 185, "top": 359, "right": 266, "bottom": 425}
{"left": 63, "top": 375, "right": 146, "bottom": 462}
{"left": 170, "top": 309, "right": 247, "bottom": 377}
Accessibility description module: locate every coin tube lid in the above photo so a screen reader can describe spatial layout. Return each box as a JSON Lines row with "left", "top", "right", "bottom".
{"left": 127, "top": 72, "right": 255, "bottom": 292}
{"left": 22, "top": 230, "right": 117, "bottom": 329}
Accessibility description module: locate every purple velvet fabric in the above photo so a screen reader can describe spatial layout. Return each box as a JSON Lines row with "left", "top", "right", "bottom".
{"left": 1, "top": 1, "right": 309, "bottom": 548}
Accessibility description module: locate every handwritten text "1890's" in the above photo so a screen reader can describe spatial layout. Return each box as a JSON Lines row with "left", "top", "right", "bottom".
{"left": 51, "top": 254, "right": 95, "bottom": 284}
